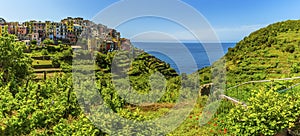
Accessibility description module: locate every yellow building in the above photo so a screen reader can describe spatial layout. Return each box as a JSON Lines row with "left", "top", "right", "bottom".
{"left": 61, "top": 17, "right": 74, "bottom": 32}
{"left": 23, "top": 21, "right": 35, "bottom": 34}
{"left": 45, "top": 21, "right": 56, "bottom": 39}
{"left": 67, "top": 21, "right": 74, "bottom": 32}
{"left": 0, "top": 25, "right": 8, "bottom": 36}
{"left": 0, "top": 17, "right": 6, "bottom": 36}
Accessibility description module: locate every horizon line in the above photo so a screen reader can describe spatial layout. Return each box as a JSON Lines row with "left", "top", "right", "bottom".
{"left": 131, "top": 40, "right": 238, "bottom": 43}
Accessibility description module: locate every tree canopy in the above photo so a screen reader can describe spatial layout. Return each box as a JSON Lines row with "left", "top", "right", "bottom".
{"left": 0, "top": 32, "right": 32, "bottom": 85}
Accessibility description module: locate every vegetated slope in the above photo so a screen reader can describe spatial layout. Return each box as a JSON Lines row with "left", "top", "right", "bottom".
{"left": 0, "top": 34, "right": 184, "bottom": 135}
{"left": 192, "top": 20, "right": 300, "bottom": 136}
{"left": 199, "top": 20, "right": 300, "bottom": 86}
{"left": 95, "top": 49, "right": 183, "bottom": 104}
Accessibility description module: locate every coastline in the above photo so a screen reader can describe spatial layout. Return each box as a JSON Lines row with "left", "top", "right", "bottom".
{"left": 132, "top": 42, "right": 236, "bottom": 74}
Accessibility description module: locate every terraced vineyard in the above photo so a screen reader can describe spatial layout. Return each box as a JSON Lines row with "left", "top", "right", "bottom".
{"left": 196, "top": 20, "right": 300, "bottom": 135}
{"left": 2, "top": 20, "right": 300, "bottom": 135}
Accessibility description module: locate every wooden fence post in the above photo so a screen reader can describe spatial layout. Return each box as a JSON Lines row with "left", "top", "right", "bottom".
{"left": 44, "top": 71, "right": 47, "bottom": 80}
{"left": 37, "top": 84, "right": 40, "bottom": 105}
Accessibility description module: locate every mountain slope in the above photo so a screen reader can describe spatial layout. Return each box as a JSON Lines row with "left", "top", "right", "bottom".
{"left": 200, "top": 20, "right": 300, "bottom": 86}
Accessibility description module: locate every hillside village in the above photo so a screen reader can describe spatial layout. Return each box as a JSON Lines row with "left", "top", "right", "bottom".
{"left": 0, "top": 17, "right": 132, "bottom": 52}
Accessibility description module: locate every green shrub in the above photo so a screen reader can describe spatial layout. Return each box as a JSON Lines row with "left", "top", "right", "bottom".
{"left": 285, "top": 45, "right": 295, "bottom": 53}
{"left": 43, "top": 39, "right": 54, "bottom": 45}
{"left": 41, "top": 49, "right": 49, "bottom": 55}
{"left": 31, "top": 40, "right": 37, "bottom": 45}
{"left": 51, "top": 56, "right": 61, "bottom": 68}
{"left": 224, "top": 89, "right": 300, "bottom": 136}
{"left": 291, "top": 63, "right": 300, "bottom": 73}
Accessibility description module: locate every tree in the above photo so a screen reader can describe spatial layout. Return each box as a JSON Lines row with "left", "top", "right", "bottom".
{"left": 43, "top": 39, "right": 54, "bottom": 45}
{"left": 51, "top": 56, "right": 61, "bottom": 68}
{"left": 0, "top": 32, "right": 32, "bottom": 85}
{"left": 31, "top": 40, "right": 37, "bottom": 45}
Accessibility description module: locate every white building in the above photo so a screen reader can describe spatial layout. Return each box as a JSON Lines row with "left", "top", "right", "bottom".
{"left": 55, "top": 23, "right": 67, "bottom": 39}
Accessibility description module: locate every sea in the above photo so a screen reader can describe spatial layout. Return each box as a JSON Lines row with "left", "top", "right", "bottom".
{"left": 132, "top": 42, "right": 236, "bottom": 74}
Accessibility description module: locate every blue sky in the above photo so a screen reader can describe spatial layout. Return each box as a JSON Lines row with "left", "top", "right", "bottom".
{"left": 1, "top": 0, "right": 300, "bottom": 42}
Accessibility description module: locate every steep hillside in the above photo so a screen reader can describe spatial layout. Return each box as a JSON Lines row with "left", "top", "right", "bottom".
{"left": 200, "top": 20, "right": 300, "bottom": 86}
{"left": 194, "top": 20, "right": 300, "bottom": 136}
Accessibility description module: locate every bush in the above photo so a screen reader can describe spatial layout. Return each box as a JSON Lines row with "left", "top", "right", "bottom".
{"left": 224, "top": 89, "right": 300, "bottom": 136}
{"left": 41, "top": 49, "right": 49, "bottom": 56}
{"left": 61, "top": 48, "right": 73, "bottom": 61}
{"left": 46, "top": 45, "right": 62, "bottom": 53}
{"left": 51, "top": 56, "right": 61, "bottom": 68}
{"left": 31, "top": 40, "right": 37, "bottom": 45}
{"left": 43, "top": 39, "right": 54, "bottom": 45}
{"left": 291, "top": 63, "right": 300, "bottom": 73}
{"left": 285, "top": 45, "right": 295, "bottom": 53}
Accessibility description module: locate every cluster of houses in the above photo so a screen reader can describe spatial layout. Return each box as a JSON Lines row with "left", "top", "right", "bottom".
{"left": 0, "top": 17, "right": 132, "bottom": 52}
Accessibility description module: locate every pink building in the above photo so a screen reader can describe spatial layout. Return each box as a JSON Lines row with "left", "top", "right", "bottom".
{"left": 18, "top": 26, "right": 27, "bottom": 35}
{"left": 17, "top": 25, "right": 28, "bottom": 40}
{"left": 7, "top": 22, "right": 18, "bottom": 34}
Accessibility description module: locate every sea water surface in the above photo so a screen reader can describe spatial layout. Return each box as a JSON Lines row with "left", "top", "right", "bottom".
{"left": 132, "top": 42, "right": 236, "bottom": 74}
